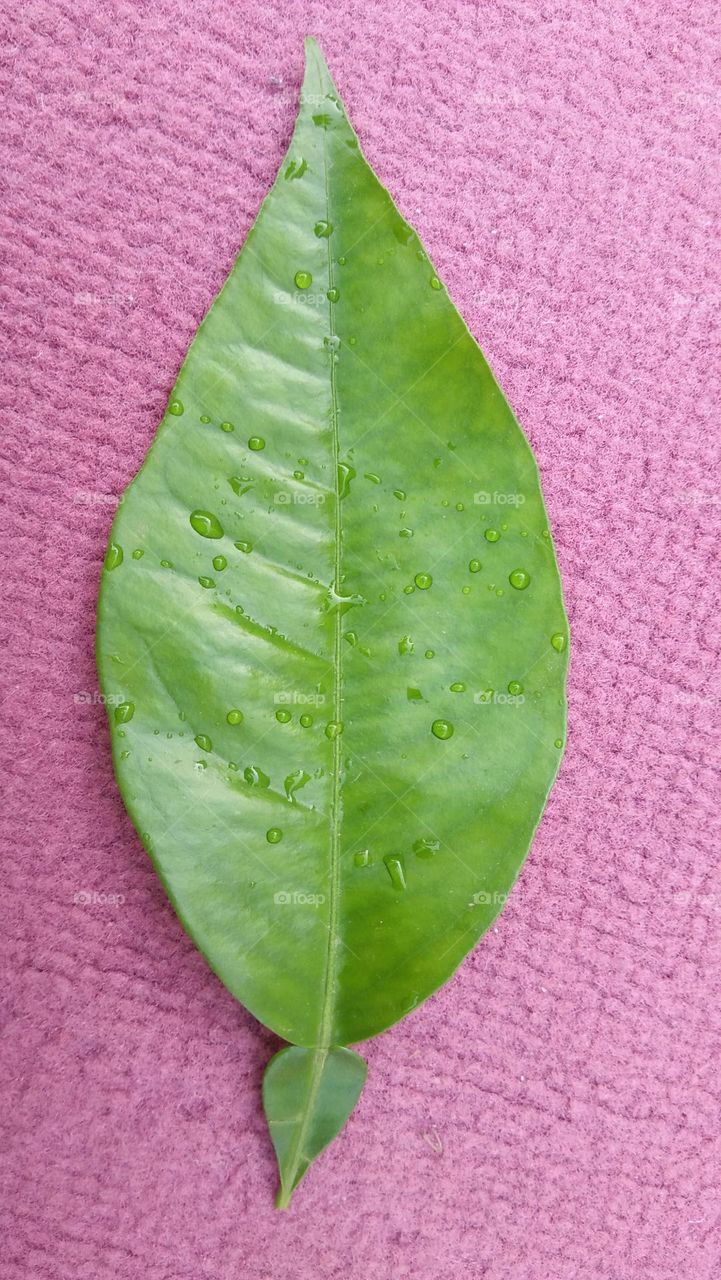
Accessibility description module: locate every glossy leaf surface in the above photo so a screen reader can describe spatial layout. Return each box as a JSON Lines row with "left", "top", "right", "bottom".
{"left": 97, "top": 38, "right": 568, "bottom": 1202}
{"left": 263, "top": 1045, "right": 366, "bottom": 1207}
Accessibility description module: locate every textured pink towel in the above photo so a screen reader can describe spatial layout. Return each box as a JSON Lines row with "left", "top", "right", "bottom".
{"left": 2, "top": 2, "right": 720, "bottom": 1277}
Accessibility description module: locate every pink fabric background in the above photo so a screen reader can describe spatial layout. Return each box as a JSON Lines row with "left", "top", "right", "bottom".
{"left": 2, "top": 2, "right": 720, "bottom": 1276}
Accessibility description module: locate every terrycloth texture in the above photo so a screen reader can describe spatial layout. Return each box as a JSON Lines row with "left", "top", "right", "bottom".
{"left": 2, "top": 1, "right": 720, "bottom": 1276}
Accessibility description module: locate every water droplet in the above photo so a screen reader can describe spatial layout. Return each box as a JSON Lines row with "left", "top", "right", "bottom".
{"left": 399, "top": 528, "right": 413, "bottom": 538}
{"left": 384, "top": 855, "right": 407, "bottom": 891}
{"left": 198, "top": 576, "right": 215, "bottom": 589}
{"left": 220, "top": 421, "right": 234, "bottom": 433}
{"left": 450, "top": 682, "right": 465, "bottom": 692}
{"left": 399, "top": 635, "right": 414, "bottom": 655}
{"left": 462, "top": 586, "right": 471, "bottom": 595}
{"left": 484, "top": 529, "right": 500, "bottom": 543}
{"left": 119, "top": 749, "right": 130, "bottom": 760}
{"left": 425, "top": 649, "right": 435, "bottom": 659}
{"left": 275, "top": 709, "right": 291, "bottom": 724}
{"left": 132, "top": 549, "right": 144, "bottom": 560}
{"left": 293, "top": 469, "right": 305, "bottom": 481}
{"left": 407, "top": 687, "right": 423, "bottom": 701}
{"left": 190, "top": 510, "right": 224, "bottom": 539}
{"left": 338, "top": 461, "right": 356, "bottom": 499}
{"left": 430, "top": 276, "right": 441, "bottom": 290}
{"left": 299, "top": 713, "right": 313, "bottom": 728}
{"left": 104, "top": 543, "right": 123, "bottom": 571}
{"left": 248, "top": 436, "right": 265, "bottom": 451}
{"left": 294, "top": 271, "right": 312, "bottom": 289}
{"left": 200, "top": 414, "right": 211, "bottom": 424}
{"left": 354, "top": 849, "right": 371, "bottom": 868}
{"left": 195, "top": 734, "right": 212, "bottom": 752}
{"left": 551, "top": 632, "right": 567, "bottom": 652}
{"left": 348, "top": 335, "right": 357, "bottom": 345}
{"left": 226, "top": 709, "right": 243, "bottom": 725}
{"left": 542, "top": 529, "right": 551, "bottom": 539}
{"left": 266, "top": 827, "right": 283, "bottom": 843}
{"left": 285, "top": 157, "right": 307, "bottom": 180}
{"left": 229, "top": 476, "right": 253, "bottom": 497}
{"left": 244, "top": 765, "right": 270, "bottom": 787}
{"left": 554, "top": 738, "right": 563, "bottom": 749}
{"left": 456, "top": 502, "right": 464, "bottom": 512}
{"left": 212, "top": 555, "right": 227, "bottom": 572}
{"left": 495, "top": 587, "right": 504, "bottom": 597}
{"left": 469, "top": 559, "right": 482, "bottom": 573}
{"left": 414, "top": 836, "right": 440, "bottom": 859}
{"left": 234, "top": 540, "right": 253, "bottom": 554}
{"left": 431, "top": 719, "right": 454, "bottom": 740}
{"left": 327, "top": 287, "right": 339, "bottom": 302}
{"left": 160, "top": 559, "right": 173, "bottom": 569}
{"left": 508, "top": 680, "right": 524, "bottom": 695}
{"left": 284, "top": 768, "right": 311, "bottom": 802}
{"left": 393, "top": 489, "right": 406, "bottom": 501}
{"left": 314, "top": 220, "right": 333, "bottom": 237}
{"left": 509, "top": 569, "right": 531, "bottom": 590}
{"left": 168, "top": 399, "right": 184, "bottom": 416}
{"left": 414, "top": 573, "right": 432, "bottom": 590}
{"left": 338, "top": 256, "right": 347, "bottom": 265}
{"left": 114, "top": 701, "right": 134, "bottom": 724}
{"left": 325, "top": 720, "right": 343, "bottom": 740}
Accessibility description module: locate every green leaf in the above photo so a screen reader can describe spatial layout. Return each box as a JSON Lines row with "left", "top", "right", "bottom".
{"left": 263, "top": 1045, "right": 367, "bottom": 1208}
{"left": 97, "top": 37, "right": 569, "bottom": 1204}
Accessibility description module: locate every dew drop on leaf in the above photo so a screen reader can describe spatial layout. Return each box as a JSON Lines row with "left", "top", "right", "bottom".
{"left": 105, "top": 543, "right": 123, "bottom": 571}
{"left": 195, "top": 734, "right": 212, "bottom": 752}
{"left": 327, "top": 288, "right": 340, "bottom": 302}
{"left": 431, "top": 719, "right": 454, "bottom": 740}
{"left": 469, "top": 559, "right": 482, "bottom": 573}
{"left": 248, "top": 436, "right": 265, "bottom": 451}
{"left": 220, "top": 421, "right": 235, "bottom": 433}
{"left": 198, "top": 576, "right": 215, "bottom": 589}
{"left": 213, "top": 555, "right": 227, "bottom": 571}
{"left": 168, "top": 399, "right": 184, "bottom": 416}
{"left": 551, "top": 632, "right": 567, "bottom": 652}
{"left": 294, "top": 271, "right": 312, "bottom": 289}
{"left": 132, "top": 549, "right": 144, "bottom": 560}
{"left": 266, "top": 828, "right": 283, "bottom": 844}
{"left": 484, "top": 529, "right": 500, "bottom": 543}
{"left": 508, "top": 681, "right": 524, "bottom": 695}
{"left": 299, "top": 714, "right": 313, "bottom": 728}
{"left": 414, "top": 573, "right": 432, "bottom": 590}
{"left": 276, "top": 709, "right": 292, "bottom": 724}
{"left": 189, "top": 510, "right": 224, "bottom": 539}
{"left": 384, "top": 855, "right": 407, "bottom": 891}
{"left": 325, "top": 721, "right": 343, "bottom": 740}
{"left": 114, "top": 701, "right": 135, "bottom": 725}
{"left": 509, "top": 569, "right": 531, "bottom": 590}
{"left": 314, "top": 220, "right": 333, "bottom": 237}
{"left": 226, "top": 709, "right": 244, "bottom": 725}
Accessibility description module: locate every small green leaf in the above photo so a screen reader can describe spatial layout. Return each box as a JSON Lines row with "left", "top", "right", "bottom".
{"left": 263, "top": 1046, "right": 367, "bottom": 1208}
{"left": 97, "top": 37, "right": 569, "bottom": 1206}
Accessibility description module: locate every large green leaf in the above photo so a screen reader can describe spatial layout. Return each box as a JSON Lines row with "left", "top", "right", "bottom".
{"left": 97, "top": 37, "right": 568, "bottom": 1204}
